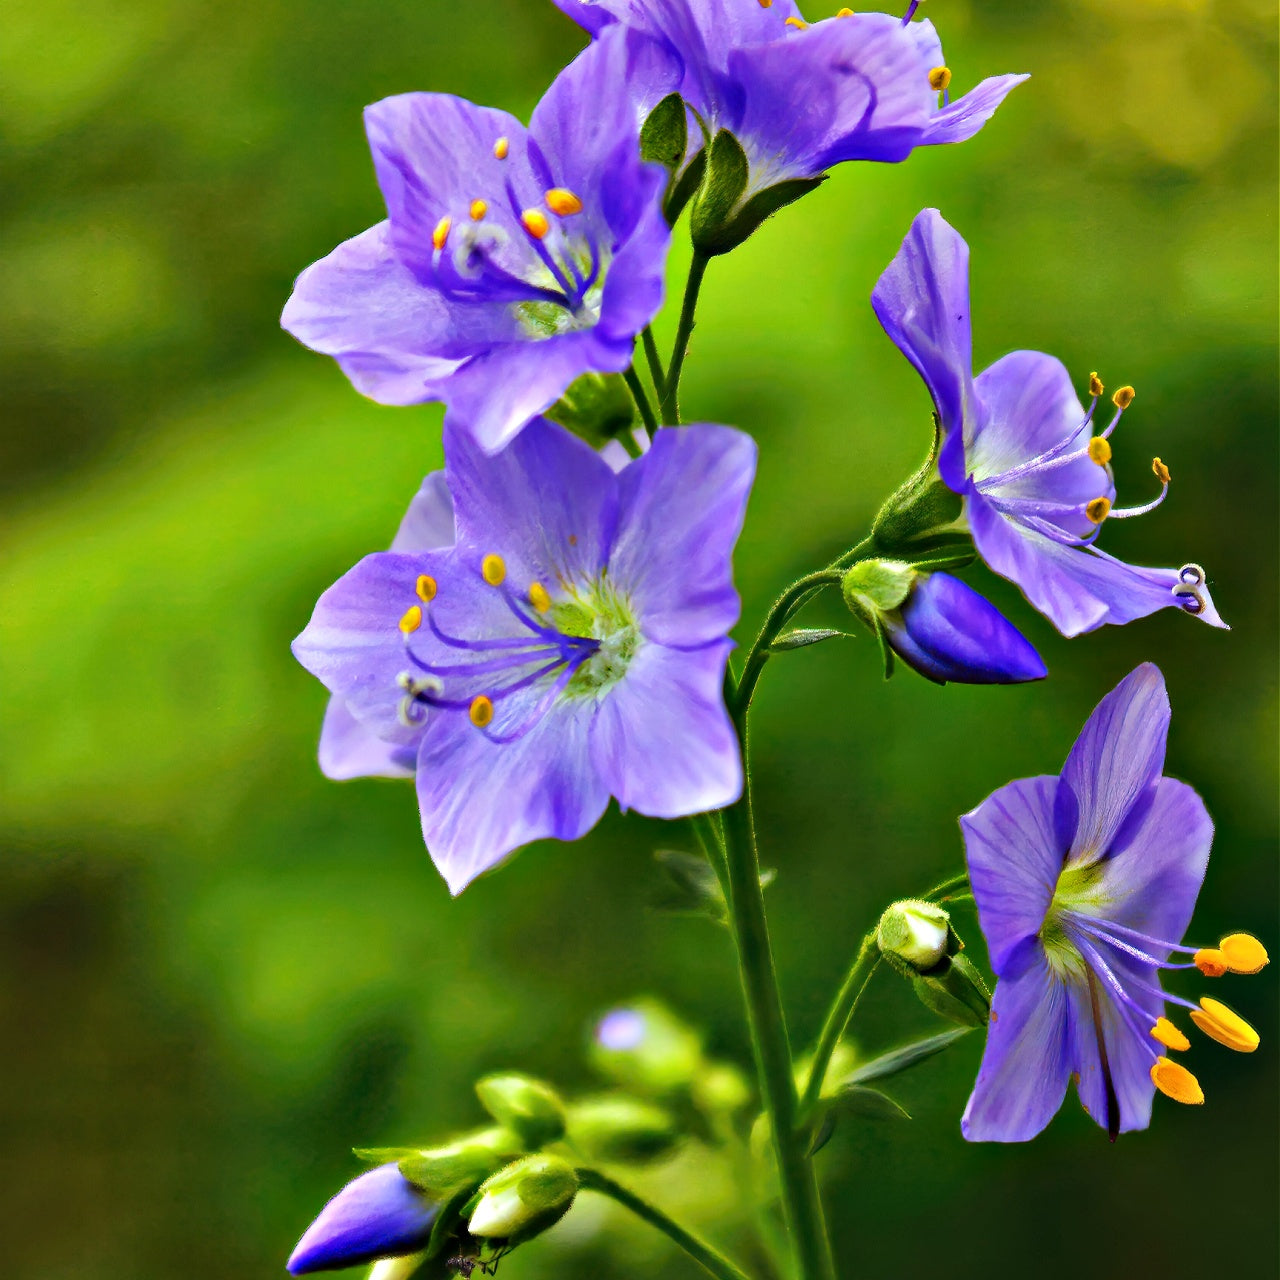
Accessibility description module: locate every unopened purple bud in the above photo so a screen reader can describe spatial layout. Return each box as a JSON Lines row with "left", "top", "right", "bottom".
{"left": 596, "top": 1008, "right": 647, "bottom": 1052}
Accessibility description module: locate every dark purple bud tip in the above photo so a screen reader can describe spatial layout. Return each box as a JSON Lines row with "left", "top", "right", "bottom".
{"left": 885, "top": 572, "right": 1047, "bottom": 685}
{"left": 287, "top": 1163, "right": 437, "bottom": 1274}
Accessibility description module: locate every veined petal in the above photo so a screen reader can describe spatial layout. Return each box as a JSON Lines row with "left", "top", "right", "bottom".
{"left": 592, "top": 639, "right": 741, "bottom": 817}
{"left": 871, "top": 209, "right": 976, "bottom": 491}
{"left": 962, "top": 940, "right": 1072, "bottom": 1143}
{"left": 1059, "top": 664, "right": 1170, "bottom": 867}
{"left": 919, "top": 73, "right": 1029, "bottom": 146}
{"left": 609, "top": 424, "right": 755, "bottom": 647}
{"left": 318, "top": 698, "right": 416, "bottom": 781}
{"left": 415, "top": 694, "right": 609, "bottom": 895}
{"left": 389, "top": 470, "right": 456, "bottom": 554}
{"left": 962, "top": 775, "right": 1062, "bottom": 973}
{"left": 281, "top": 223, "right": 467, "bottom": 406}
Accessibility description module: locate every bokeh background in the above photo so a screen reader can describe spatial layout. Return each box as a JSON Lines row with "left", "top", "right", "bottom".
{"left": 1, "top": 0, "right": 1276, "bottom": 1276}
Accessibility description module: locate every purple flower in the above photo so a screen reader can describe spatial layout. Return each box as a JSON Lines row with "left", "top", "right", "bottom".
{"left": 293, "top": 419, "right": 755, "bottom": 894}
{"left": 882, "top": 570, "right": 1046, "bottom": 685}
{"left": 873, "top": 208, "right": 1229, "bottom": 638}
{"left": 961, "top": 664, "right": 1264, "bottom": 1143}
{"left": 282, "top": 27, "right": 678, "bottom": 453}
{"left": 553, "top": 0, "right": 1026, "bottom": 195}
{"left": 288, "top": 1163, "right": 436, "bottom": 1274}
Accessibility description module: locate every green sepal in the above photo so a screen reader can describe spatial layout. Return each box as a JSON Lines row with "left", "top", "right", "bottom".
{"left": 397, "top": 1127, "right": 524, "bottom": 1200}
{"left": 665, "top": 146, "right": 706, "bottom": 224}
{"left": 770, "top": 627, "right": 848, "bottom": 652}
{"left": 835, "top": 1086, "right": 911, "bottom": 1121}
{"left": 566, "top": 1094, "right": 680, "bottom": 1165}
{"left": 641, "top": 93, "right": 688, "bottom": 171}
{"left": 870, "top": 419, "right": 970, "bottom": 559}
{"left": 806, "top": 1107, "right": 838, "bottom": 1156}
{"left": 715, "top": 174, "right": 825, "bottom": 251}
{"left": 875, "top": 618, "right": 896, "bottom": 680}
{"left": 911, "top": 953, "right": 991, "bottom": 1028}
{"left": 690, "top": 130, "right": 749, "bottom": 254}
{"left": 544, "top": 372, "right": 636, "bottom": 447}
{"left": 424, "top": 1183, "right": 480, "bottom": 1261}
{"left": 840, "top": 1028, "right": 973, "bottom": 1088}
{"left": 353, "top": 1146, "right": 422, "bottom": 1165}
{"left": 475, "top": 1074, "right": 566, "bottom": 1149}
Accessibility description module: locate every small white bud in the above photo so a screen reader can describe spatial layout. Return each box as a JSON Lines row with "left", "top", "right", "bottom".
{"left": 877, "top": 900, "right": 950, "bottom": 971}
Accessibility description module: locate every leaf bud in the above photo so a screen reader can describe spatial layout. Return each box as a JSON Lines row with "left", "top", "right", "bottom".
{"left": 591, "top": 1000, "right": 704, "bottom": 1094}
{"left": 467, "top": 1155, "right": 578, "bottom": 1244}
{"left": 566, "top": 1094, "right": 680, "bottom": 1165}
{"left": 474, "top": 1073, "right": 566, "bottom": 1149}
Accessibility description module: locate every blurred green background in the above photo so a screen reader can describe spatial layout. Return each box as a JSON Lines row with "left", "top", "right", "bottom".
{"left": 1, "top": 0, "right": 1276, "bottom": 1276}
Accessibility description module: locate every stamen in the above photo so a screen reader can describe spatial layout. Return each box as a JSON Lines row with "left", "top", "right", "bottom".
{"left": 482, "top": 554, "right": 507, "bottom": 586}
{"left": 1150, "top": 1057, "right": 1204, "bottom": 1105}
{"left": 469, "top": 199, "right": 488, "bottom": 222}
{"left": 529, "top": 582, "right": 552, "bottom": 614}
{"left": 1151, "top": 1017, "right": 1191, "bottom": 1052}
{"left": 399, "top": 605, "right": 423, "bottom": 634}
{"left": 493, "top": 137, "right": 509, "bottom": 160}
{"left": 1219, "top": 933, "right": 1269, "bottom": 974}
{"left": 1088, "top": 437, "right": 1113, "bottom": 466}
{"left": 929, "top": 66, "right": 952, "bottom": 92}
{"left": 470, "top": 695, "right": 495, "bottom": 728}
{"left": 1113, "top": 386, "right": 1136, "bottom": 409}
{"left": 902, "top": 0, "right": 921, "bottom": 21}
{"left": 416, "top": 574, "right": 437, "bottom": 603}
{"left": 1105, "top": 464, "right": 1169, "bottom": 520}
{"left": 1152, "top": 456, "right": 1170, "bottom": 485}
{"left": 1195, "top": 948, "right": 1228, "bottom": 978}
{"left": 1089, "top": 372, "right": 1105, "bottom": 397}
{"left": 837, "top": 6, "right": 854, "bottom": 13}
{"left": 1086, "top": 496, "right": 1111, "bottom": 524}
{"left": 785, "top": 16, "right": 808, "bottom": 28}
{"left": 1191, "top": 998, "right": 1260, "bottom": 1053}
{"left": 521, "top": 209, "right": 550, "bottom": 240}
{"left": 757, "top": 0, "right": 771, "bottom": 7}
{"left": 545, "top": 188, "right": 583, "bottom": 217}
{"left": 432, "top": 216, "right": 451, "bottom": 252}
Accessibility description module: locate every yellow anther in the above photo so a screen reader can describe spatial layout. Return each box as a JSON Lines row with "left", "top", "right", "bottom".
{"left": 1089, "top": 372, "right": 1105, "bottom": 397}
{"left": 432, "top": 216, "right": 452, "bottom": 252}
{"left": 1087, "top": 437, "right": 1112, "bottom": 466}
{"left": 929, "top": 66, "right": 952, "bottom": 92}
{"left": 1150, "top": 1057, "right": 1204, "bottom": 1106}
{"left": 1191, "top": 998, "right": 1260, "bottom": 1053}
{"left": 757, "top": 0, "right": 771, "bottom": 7}
{"left": 415, "top": 574, "right": 437, "bottom": 603}
{"left": 399, "top": 605, "right": 423, "bottom": 634}
{"left": 785, "top": 16, "right": 808, "bottom": 28}
{"left": 1086, "top": 496, "right": 1112, "bottom": 525}
{"left": 521, "top": 209, "right": 550, "bottom": 240}
{"left": 837, "top": 6, "right": 854, "bottom": 14}
{"left": 1219, "top": 933, "right": 1269, "bottom": 975}
{"left": 469, "top": 695, "right": 495, "bottom": 728}
{"left": 1195, "top": 948, "right": 1229, "bottom": 977}
{"left": 1152, "top": 456, "right": 1170, "bottom": 485}
{"left": 529, "top": 582, "right": 552, "bottom": 614}
{"left": 493, "top": 136, "right": 509, "bottom": 160}
{"left": 469, "top": 199, "right": 488, "bottom": 222}
{"left": 1113, "top": 385, "right": 1135, "bottom": 409}
{"left": 1151, "top": 1017, "right": 1191, "bottom": 1052}
{"left": 545, "top": 187, "right": 584, "bottom": 217}
{"left": 481, "top": 553, "right": 507, "bottom": 586}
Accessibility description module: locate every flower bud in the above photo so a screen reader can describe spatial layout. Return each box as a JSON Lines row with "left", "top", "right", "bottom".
{"left": 395, "top": 1127, "right": 525, "bottom": 1200}
{"left": 692, "top": 1061, "right": 753, "bottom": 1115}
{"left": 567, "top": 1094, "right": 680, "bottom": 1165}
{"left": 591, "top": 1000, "right": 703, "bottom": 1094}
{"left": 287, "top": 1164, "right": 437, "bottom": 1275}
{"left": 467, "top": 1155, "right": 579, "bottom": 1244}
{"left": 877, "top": 900, "right": 951, "bottom": 973}
{"left": 474, "top": 1073, "right": 566, "bottom": 1149}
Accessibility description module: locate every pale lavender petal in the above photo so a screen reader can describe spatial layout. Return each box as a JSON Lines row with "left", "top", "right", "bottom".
{"left": 318, "top": 698, "right": 416, "bottom": 781}
{"left": 1059, "top": 663, "right": 1169, "bottom": 866}
{"left": 280, "top": 223, "right": 466, "bottom": 406}
{"left": 390, "top": 470, "right": 455, "bottom": 554}
{"left": 962, "top": 775, "right": 1063, "bottom": 973}
{"left": 919, "top": 74, "right": 1029, "bottom": 146}
{"left": 871, "top": 208, "right": 975, "bottom": 491}
{"left": 609, "top": 425, "right": 755, "bottom": 646}
{"left": 592, "top": 640, "right": 741, "bottom": 817}
{"left": 961, "top": 941, "right": 1072, "bottom": 1143}
{"left": 415, "top": 696, "right": 609, "bottom": 895}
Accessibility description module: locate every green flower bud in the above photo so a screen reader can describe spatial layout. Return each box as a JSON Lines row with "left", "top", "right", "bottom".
{"left": 842, "top": 559, "right": 917, "bottom": 622}
{"left": 592, "top": 1000, "right": 704, "bottom": 1094}
{"left": 474, "top": 1073, "right": 566, "bottom": 1149}
{"left": 912, "top": 952, "right": 991, "bottom": 1028}
{"left": 877, "top": 899, "right": 952, "bottom": 974}
{"left": 692, "top": 1061, "right": 753, "bottom": 1115}
{"left": 467, "top": 1155, "right": 578, "bottom": 1245}
{"left": 395, "top": 1126, "right": 524, "bottom": 1199}
{"left": 566, "top": 1094, "right": 679, "bottom": 1165}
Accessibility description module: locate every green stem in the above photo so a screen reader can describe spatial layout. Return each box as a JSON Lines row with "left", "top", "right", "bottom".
{"left": 642, "top": 325, "right": 667, "bottom": 398}
{"left": 576, "top": 1168, "right": 755, "bottom": 1280}
{"left": 661, "top": 250, "right": 710, "bottom": 423}
{"left": 718, "top": 698, "right": 836, "bottom": 1280}
{"left": 624, "top": 364, "right": 660, "bottom": 438}
{"left": 798, "top": 933, "right": 880, "bottom": 1121}
{"left": 731, "top": 570, "right": 845, "bottom": 719}
{"left": 922, "top": 872, "right": 970, "bottom": 902}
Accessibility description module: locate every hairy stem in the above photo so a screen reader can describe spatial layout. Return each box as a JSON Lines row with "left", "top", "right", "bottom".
{"left": 661, "top": 250, "right": 710, "bottom": 424}
{"left": 642, "top": 325, "right": 667, "bottom": 399}
{"left": 576, "top": 1168, "right": 755, "bottom": 1280}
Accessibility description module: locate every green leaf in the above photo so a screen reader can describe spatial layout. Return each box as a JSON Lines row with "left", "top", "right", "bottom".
{"left": 842, "top": 1028, "right": 973, "bottom": 1088}
{"left": 770, "top": 627, "right": 848, "bottom": 652}
{"left": 806, "top": 1107, "right": 838, "bottom": 1156}
{"left": 836, "top": 1087, "right": 911, "bottom": 1121}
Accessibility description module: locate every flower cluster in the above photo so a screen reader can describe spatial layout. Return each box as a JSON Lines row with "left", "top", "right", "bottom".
{"left": 281, "top": 2, "right": 1261, "bottom": 1276}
